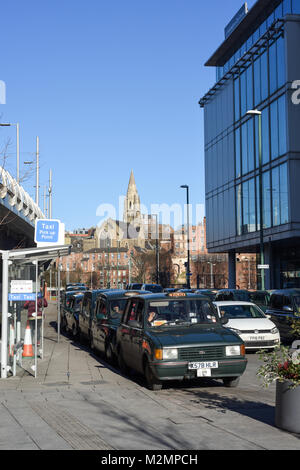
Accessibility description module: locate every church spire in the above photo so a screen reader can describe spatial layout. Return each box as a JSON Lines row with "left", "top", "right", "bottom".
{"left": 124, "top": 170, "right": 141, "bottom": 224}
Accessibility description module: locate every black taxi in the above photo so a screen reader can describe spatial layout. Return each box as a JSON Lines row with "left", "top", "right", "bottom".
{"left": 61, "top": 292, "right": 84, "bottom": 338}
{"left": 115, "top": 292, "right": 247, "bottom": 390}
{"left": 90, "top": 290, "right": 151, "bottom": 362}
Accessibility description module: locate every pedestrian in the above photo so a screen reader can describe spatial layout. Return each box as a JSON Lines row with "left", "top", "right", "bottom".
{"left": 24, "top": 292, "right": 48, "bottom": 347}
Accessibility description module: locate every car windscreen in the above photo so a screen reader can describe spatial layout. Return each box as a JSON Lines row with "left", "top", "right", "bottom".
{"left": 145, "top": 285, "right": 163, "bottom": 293}
{"left": 234, "top": 291, "right": 251, "bottom": 301}
{"left": 219, "top": 304, "right": 265, "bottom": 319}
{"left": 146, "top": 299, "right": 217, "bottom": 327}
{"left": 109, "top": 299, "right": 128, "bottom": 319}
{"left": 292, "top": 296, "right": 300, "bottom": 314}
{"left": 250, "top": 292, "right": 270, "bottom": 305}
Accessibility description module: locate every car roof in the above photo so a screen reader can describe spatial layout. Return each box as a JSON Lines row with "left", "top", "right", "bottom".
{"left": 271, "top": 289, "right": 300, "bottom": 294}
{"left": 214, "top": 301, "right": 257, "bottom": 306}
{"left": 128, "top": 292, "right": 212, "bottom": 301}
{"left": 97, "top": 289, "right": 152, "bottom": 300}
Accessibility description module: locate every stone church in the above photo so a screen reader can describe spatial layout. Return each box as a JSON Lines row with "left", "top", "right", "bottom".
{"left": 95, "top": 170, "right": 146, "bottom": 249}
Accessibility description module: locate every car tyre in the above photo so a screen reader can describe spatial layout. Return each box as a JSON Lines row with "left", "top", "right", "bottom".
{"left": 144, "top": 361, "right": 162, "bottom": 391}
{"left": 223, "top": 377, "right": 240, "bottom": 388}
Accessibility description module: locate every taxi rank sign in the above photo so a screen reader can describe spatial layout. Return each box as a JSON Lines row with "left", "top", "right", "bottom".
{"left": 34, "top": 219, "right": 65, "bottom": 246}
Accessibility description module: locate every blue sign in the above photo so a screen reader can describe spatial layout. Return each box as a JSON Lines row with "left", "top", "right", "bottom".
{"left": 225, "top": 3, "right": 248, "bottom": 39}
{"left": 35, "top": 220, "right": 59, "bottom": 243}
{"left": 9, "top": 293, "right": 36, "bottom": 301}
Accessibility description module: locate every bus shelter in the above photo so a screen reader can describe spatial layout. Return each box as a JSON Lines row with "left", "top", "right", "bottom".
{"left": 0, "top": 245, "right": 70, "bottom": 379}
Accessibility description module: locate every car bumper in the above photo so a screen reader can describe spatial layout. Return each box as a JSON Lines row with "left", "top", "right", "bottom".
{"left": 149, "top": 358, "right": 247, "bottom": 381}
{"left": 240, "top": 333, "right": 280, "bottom": 350}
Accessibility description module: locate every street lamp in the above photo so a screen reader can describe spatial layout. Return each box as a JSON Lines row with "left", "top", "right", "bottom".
{"left": 246, "top": 109, "right": 265, "bottom": 290}
{"left": 207, "top": 262, "right": 216, "bottom": 289}
{"left": 0, "top": 122, "right": 20, "bottom": 183}
{"left": 152, "top": 214, "right": 160, "bottom": 284}
{"left": 180, "top": 185, "right": 191, "bottom": 289}
{"left": 24, "top": 136, "right": 40, "bottom": 206}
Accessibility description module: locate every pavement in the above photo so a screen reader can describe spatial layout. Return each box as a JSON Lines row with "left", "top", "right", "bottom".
{"left": 0, "top": 301, "right": 300, "bottom": 451}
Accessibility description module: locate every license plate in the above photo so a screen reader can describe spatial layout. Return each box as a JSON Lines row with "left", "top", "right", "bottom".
{"left": 249, "top": 336, "right": 265, "bottom": 341}
{"left": 188, "top": 361, "right": 218, "bottom": 370}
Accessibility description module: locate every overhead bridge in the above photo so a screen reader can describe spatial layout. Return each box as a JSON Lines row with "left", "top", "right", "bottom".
{"left": 0, "top": 167, "right": 44, "bottom": 250}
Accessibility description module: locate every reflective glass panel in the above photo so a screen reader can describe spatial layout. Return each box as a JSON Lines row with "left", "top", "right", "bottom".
{"left": 270, "top": 100, "right": 279, "bottom": 160}
{"left": 272, "top": 166, "right": 280, "bottom": 226}
{"left": 262, "top": 108, "right": 270, "bottom": 164}
{"left": 280, "top": 163, "right": 289, "bottom": 224}
{"left": 235, "top": 128, "right": 241, "bottom": 178}
{"left": 263, "top": 171, "right": 271, "bottom": 228}
{"left": 278, "top": 95, "right": 287, "bottom": 156}
{"left": 292, "top": 0, "right": 300, "bottom": 13}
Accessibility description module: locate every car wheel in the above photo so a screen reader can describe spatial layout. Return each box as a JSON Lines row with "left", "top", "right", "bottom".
{"left": 144, "top": 362, "right": 162, "bottom": 391}
{"left": 118, "top": 347, "right": 129, "bottom": 376}
{"left": 223, "top": 377, "right": 240, "bottom": 388}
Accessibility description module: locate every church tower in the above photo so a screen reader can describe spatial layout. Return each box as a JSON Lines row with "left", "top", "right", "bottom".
{"left": 123, "top": 170, "right": 141, "bottom": 224}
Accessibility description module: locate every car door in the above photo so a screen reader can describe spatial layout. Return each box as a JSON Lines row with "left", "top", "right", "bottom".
{"left": 268, "top": 294, "right": 290, "bottom": 339}
{"left": 93, "top": 298, "right": 108, "bottom": 353}
{"left": 80, "top": 293, "right": 92, "bottom": 338}
{"left": 118, "top": 299, "right": 136, "bottom": 366}
{"left": 128, "top": 300, "right": 144, "bottom": 373}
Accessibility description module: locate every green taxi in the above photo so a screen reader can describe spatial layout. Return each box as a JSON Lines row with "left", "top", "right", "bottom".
{"left": 116, "top": 292, "right": 247, "bottom": 390}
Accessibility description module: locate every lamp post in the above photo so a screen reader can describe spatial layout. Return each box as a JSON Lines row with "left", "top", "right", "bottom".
{"left": 207, "top": 262, "right": 216, "bottom": 289}
{"left": 0, "top": 122, "right": 20, "bottom": 183}
{"left": 24, "top": 136, "right": 40, "bottom": 206}
{"left": 152, "top": 214, "right": 160, "bottom": 284}
{"left": 247, "top": 109, "right": 265, "bottom": 290}
{"left": 180, "top": 185, "right": 191, "bottom": 289}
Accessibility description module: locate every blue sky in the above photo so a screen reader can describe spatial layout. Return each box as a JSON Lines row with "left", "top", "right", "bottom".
{"left": 0, "top": 0, "right": 256, "bottom": 231}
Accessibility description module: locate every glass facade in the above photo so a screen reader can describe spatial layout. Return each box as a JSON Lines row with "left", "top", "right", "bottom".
{"left": 202, "top": 0, "right": 300, "bottom": 289}
{"left": 216, "top": 0, "right": 300, "bottom": 82}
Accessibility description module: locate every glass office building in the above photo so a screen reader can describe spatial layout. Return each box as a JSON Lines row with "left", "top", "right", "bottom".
{"left": 200, "top": 0, "right": 300, "bottom": 289}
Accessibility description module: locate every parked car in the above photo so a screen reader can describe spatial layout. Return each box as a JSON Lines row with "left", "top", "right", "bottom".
{"left": 61, "top": 292, "right": 84, "bottom": 338}
{"left": 126, "top": 283, "right": 143, "bottom": 290}
{"left": 141, "top": 284, "right": 164, "bottom": 293}
{"left": 194, "top": 289, "right": 219, "bottom": 301}
{"left": 89, "top": 290, "right": 150, "bottom": 361}
{"left": 116, "top": 292, "right": 247, "bottom": 390}
{"left": 78, "top": 289, "right": 110, "bottom": 343}
{"left": 249, "top": 290, "right": 271, "bottom": 313}
{"left": 266, "top": 289, "right": 300, "bottom": 342}
{"left": 214, "top": 301, "right": 280, "bottom": 351}
{"left": 215, "top": 289, "right": 251, "bottom": 302}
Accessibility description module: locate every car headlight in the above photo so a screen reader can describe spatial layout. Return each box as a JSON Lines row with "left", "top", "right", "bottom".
{"left": 271, "top": 327, "right": 279, "bottom": 334}
{"left": 226, "top": 345, "right": 243, "bottom": 356}
{"left": 163, "top": 348, "right": 178, "bottom": 360}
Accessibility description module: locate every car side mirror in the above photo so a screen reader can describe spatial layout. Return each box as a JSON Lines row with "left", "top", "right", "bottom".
{"left": 220, "top": 317, "right": 229, "bottom": 325}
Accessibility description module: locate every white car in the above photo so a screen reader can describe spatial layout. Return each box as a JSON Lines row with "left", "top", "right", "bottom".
{"left": 214, "top": 301, "right": 280, "bottom": 351}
